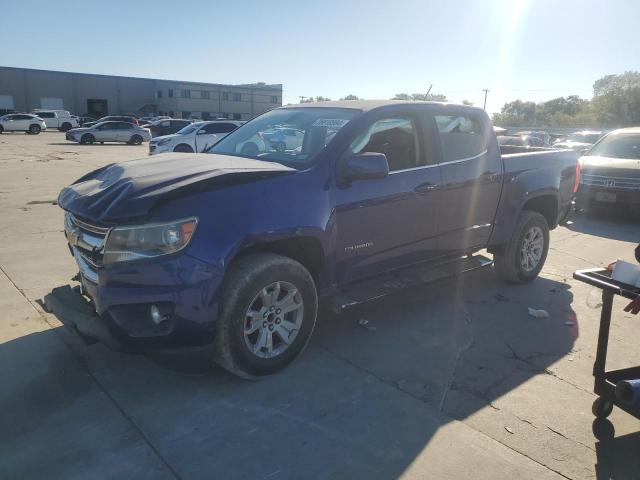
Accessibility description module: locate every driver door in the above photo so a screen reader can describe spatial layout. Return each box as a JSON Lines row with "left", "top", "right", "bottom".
{"left": 334, "top": 109, "right": 443, "bottom": 283}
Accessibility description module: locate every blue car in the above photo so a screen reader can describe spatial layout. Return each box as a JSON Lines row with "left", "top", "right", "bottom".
{"left": 58, "top": 100, "right": 578, "bottom": 378}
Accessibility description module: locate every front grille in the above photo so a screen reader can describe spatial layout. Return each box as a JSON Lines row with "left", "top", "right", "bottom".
{"left": 580, "top": 174, "right": 640, "bottom": 191}
{"left": 65, "top": 213, "right": 110, "bottom": 281}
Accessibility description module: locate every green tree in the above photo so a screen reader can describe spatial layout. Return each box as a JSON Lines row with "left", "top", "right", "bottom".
{"left": 592, "top": 71, "right": 640, "bottom": 127}
{"left": 315, "top": 96, "right": 331, "bottom": 102}
{"left": 461, "top": 99, "right": 474, "bottom": 106}
{"left": 341, "top": 94, "right": 360, "bottom": 100}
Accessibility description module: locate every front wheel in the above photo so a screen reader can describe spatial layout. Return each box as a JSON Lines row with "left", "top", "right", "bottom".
{"left": 80, "top": 133, "right": 95, "bottom": 145}
{"left": 129, "top": 134, "right": 143, "bottom": 145}
{"left": 59, "top": 123, "right": 72, "bottom": 132}
{"left": 494, "top": 211, "right": 549, "bottom": 283}
{"left": 173, "top": 144, "right": 193, "bottom": 153}
{"left": 28, "top": 124, "right": 41, "bottom": 134}
{"left": 213, "top": 253, "right": 318, "bottom": 378}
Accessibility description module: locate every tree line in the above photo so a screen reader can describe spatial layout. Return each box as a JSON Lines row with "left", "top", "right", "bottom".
{"left": 297, "top": 71, "right": 640, "bottom": 129}
{"left": 492, "top": 71, "right": 640, "bottom": 128}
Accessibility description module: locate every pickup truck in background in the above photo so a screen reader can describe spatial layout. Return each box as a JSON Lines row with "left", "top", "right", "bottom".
{"left": 31, "top": 109, "right": 79, "bottom": 131}
{"left": 57, "top": 100, "right": 579, "bottom": 378}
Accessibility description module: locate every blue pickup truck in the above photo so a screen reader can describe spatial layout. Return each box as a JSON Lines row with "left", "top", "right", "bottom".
{"left": 58, "top": 100, "right": 578, "bottom": 378}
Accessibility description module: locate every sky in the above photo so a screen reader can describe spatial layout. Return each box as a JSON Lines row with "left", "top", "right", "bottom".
{"left": 2, "top": 0, "right": 639, "bottom": 113}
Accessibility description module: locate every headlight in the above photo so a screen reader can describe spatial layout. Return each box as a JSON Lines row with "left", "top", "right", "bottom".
{"left": 157, "top": 138, "right": 173, "bottom": 146}
{"left": 103, "top": 217, "right": 198, "bottom": 264}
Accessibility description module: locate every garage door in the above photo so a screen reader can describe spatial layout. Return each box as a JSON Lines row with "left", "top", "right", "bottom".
{"left": 40, "top": 97, "right": 64, "bottom": 109}
{"left": 0, "top": 95, "right": 14, "bottom": 110}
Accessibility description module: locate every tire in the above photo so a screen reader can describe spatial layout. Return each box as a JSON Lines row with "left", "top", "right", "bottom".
{"left": 28, "top": 124, "right": 41, "bottom": 134}
{"left": 59, "top": 123, "right": 72, "bottom": 132}
{"left": 213, "top": 253, "right": 318, "bottom": 379}
{"left": 80, "top": 133, "right": 95, "bottom": 145}
{"left": 592, "top": 397, "right": 614, "bottom": 418}
{"left": 0, "top": 125, "right": 3, "bottom": 134}
{"left": 240, "top": 141, "right": 259, "bottom": 156}
{"left": 494, "top": 211, "right": 549, "bottom": 283}
{"left": 173, "top": 144, "right": 193, "bottom": 153}
{"left": 275, "top": 141, "right": 286, "bottom": 152}
{"left": 129, "top": 134, "right": 143, "bottom": 145}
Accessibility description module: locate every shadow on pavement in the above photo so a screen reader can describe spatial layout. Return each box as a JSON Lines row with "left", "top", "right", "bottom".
{"left": 566, "top": 208, "right": 640, "bottom": 242}
{"left": 593, "top": 419, "right": 640, "bottom": 479}
{"left": 4, "top": 267, "right": 578, "bottom": 479}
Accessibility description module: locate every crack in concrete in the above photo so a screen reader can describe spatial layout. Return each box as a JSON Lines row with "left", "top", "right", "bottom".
{"left": 439, "top": 302, "right": 476, "bottom": 411}
{"left": 546, "top": 425, "right": 595, "bottom": 453}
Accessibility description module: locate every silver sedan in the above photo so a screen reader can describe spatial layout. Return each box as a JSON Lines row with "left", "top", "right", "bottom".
{"left": 66, "top": 121, "right": 151, "bottom": 145}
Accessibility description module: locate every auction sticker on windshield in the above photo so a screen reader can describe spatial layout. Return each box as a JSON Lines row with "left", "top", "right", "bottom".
{"left": 312, "top": 118, "right": 351, "bottom": 128}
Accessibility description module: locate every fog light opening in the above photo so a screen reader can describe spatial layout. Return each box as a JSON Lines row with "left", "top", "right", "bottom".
{"left": 150, "top": 304, "right": 169, "bottom": 325}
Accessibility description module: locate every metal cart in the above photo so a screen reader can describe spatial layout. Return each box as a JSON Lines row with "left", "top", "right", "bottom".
{"left": 573, "top": 268, "right": 640, "bottom": 420}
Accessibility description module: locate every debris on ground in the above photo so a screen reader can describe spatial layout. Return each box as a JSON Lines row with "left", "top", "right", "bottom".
{"left": 564, "top": 320, "right": 576, "bottom": 326}
{"left": 358, "top": 319, "right": 376, "bottom": 331}
{"left": 528, "top": 308, "right": 549, "bottom": 319}
{"left": 504, "top": 426, "right": 514, "bottom": 434}
{"left": 494, "top": 293, "right": 509, "bottom": 303}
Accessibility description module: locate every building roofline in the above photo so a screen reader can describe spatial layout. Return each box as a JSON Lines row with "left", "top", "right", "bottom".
{"left": 0, "top": 65, "right": 282, "bottom": 91}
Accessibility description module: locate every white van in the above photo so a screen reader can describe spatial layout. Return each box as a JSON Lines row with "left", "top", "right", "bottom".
{"left": 31, "top": 110, "right": 79, "bottom": 132}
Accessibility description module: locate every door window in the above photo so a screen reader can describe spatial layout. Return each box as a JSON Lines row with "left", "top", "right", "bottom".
{"left": 35, "top": 112, "right": 55, "bottom": 118}
{"left": 434, "top": 115, "right": 487, "bottom": 162}
{"left": 201, "top": 122, "right": 238, "bottom": 134}
{"left": 349, "top": 117, "right": 419, "bottom": 171}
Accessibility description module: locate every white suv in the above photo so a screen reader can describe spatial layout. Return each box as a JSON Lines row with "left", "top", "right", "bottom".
{"left": 149, "top": 120, "right": 243, "bottom": 155}
{"left": 31, "top": 110, "right": 79, "bottom": 132}
{"left": 0, "top": 114, "right": 47, "bottom": 134}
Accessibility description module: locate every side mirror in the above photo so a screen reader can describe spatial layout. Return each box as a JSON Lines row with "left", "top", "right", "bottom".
{"left": 340, "top": 152, "right": 389, "bottom": 183}
{"left": 197, "top": 129, "right": 206, "bottom": 135}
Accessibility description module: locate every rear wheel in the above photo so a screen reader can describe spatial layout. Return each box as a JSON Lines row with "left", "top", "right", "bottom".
{"left": 0, "top": 125, "right": 3, "bottom": 134}
{"left": 80, "top": 133, "right": 95, "bottom": 145}
{"left": 129, "top": 134, "right": 143, "bottom": 145}
{"left": 214, "top": 253, "right": 318, "bottom": 378}
{"left": 174, "top": 144, "right": 193, "bottom": 153}
{"left": 28, "top": 124, "right": 41, "bottom": 134}
{"left": 494, "top": 211, "right": 549, "bottom": 283}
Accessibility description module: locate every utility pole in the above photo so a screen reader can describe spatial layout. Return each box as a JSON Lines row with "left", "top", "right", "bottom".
{"left": 482, "top": 89, "right": 489, "bottom": 110}
{"left": 426, "top": 84, "right": 433, "bottom": 97}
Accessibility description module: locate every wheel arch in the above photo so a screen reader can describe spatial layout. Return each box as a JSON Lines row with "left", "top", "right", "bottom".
{"left": 230, "top": 236, "right": 328, "bottom": 290}
{"left": 521, "top": 193, "right": 559, "bottom": 230}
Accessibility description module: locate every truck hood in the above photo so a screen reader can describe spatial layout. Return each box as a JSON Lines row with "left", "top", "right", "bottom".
{"left": 580, "top": 155, "right": 640, "bottom": 177}
{"left": 58, "top": 153, "right": 295, "bottom": 223}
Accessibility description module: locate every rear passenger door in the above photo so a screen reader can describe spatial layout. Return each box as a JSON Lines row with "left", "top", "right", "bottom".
{"left": 116, "top": 122, "right": 135, "bottom": 142}
{"left": 431, "top": 111, "right": 503, "bottom": 255}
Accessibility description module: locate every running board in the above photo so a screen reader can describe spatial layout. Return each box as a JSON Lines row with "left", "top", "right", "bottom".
{"left": 328, "top": 254, "right": 493, "bottom": 313}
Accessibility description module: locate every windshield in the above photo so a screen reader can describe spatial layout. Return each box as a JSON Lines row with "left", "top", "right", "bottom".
{"left": 587, "top": 133, "right": 640, "bottom": 159}
{"left": 176, "top": 124, "right": 199, "bottom": 135}
{"left": 208, "top": 107, "right": 358, "bottom": 168}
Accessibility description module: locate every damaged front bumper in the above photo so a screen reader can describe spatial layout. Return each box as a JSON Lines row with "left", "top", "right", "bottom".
{"left": 61, "top": 213, "right": 224, "bottom": 350}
